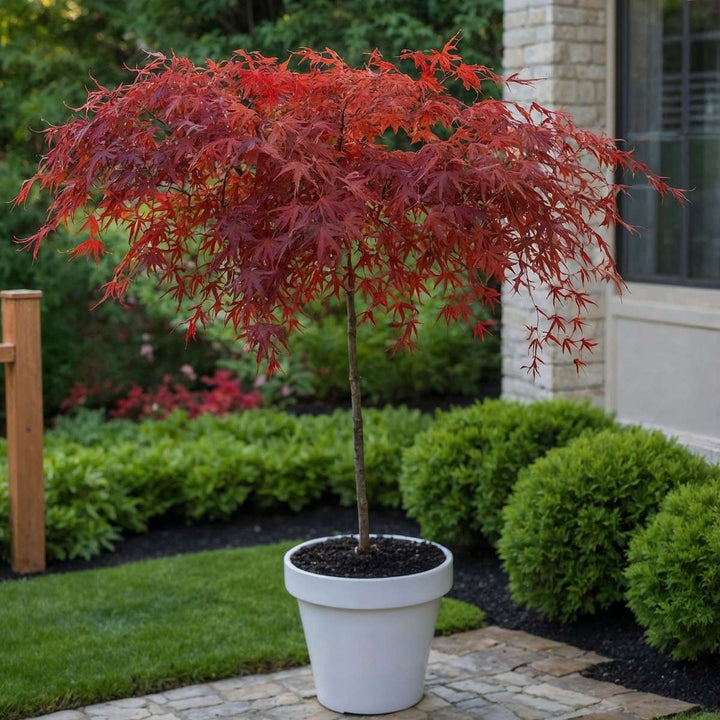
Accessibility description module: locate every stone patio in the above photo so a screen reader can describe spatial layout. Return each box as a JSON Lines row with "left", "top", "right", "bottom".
{"left": 32, "top": 627, "right": 698, "bottom": 720}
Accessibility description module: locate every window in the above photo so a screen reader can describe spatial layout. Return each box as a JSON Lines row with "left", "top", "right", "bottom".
{"left": 617, "top": 0, "right": 720, "bottom": 286}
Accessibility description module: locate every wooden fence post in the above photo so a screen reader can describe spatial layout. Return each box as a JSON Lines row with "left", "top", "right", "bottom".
{"left": 1, "top": 290, "right": 45, "bottom": 574}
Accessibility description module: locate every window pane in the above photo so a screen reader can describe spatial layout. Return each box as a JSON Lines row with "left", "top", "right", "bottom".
{"left": 688, "top": 137, "right": 720, "bottom": 279}
{"left": 627, "top": 0, "right": 665, "bottom": 135}
{"left": 620, "top": 0, "right": 720, "bottom": 285}
{"left": 623, "top": 140, "right": 683, "bottom": 277}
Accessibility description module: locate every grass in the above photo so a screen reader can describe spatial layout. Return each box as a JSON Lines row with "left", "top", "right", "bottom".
{"left": 0, "top": 540, "right": 484, "bottom": 720}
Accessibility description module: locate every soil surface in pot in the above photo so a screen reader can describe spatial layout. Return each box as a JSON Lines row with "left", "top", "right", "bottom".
{"left": 290, "top": 535, "right": 445, "bottom": 578}
{"left": 1, "top": 505, "right": 718, "bottom": 710}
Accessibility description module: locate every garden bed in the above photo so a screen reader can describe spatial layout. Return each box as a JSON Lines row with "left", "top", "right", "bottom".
{"left": 2, "top": 504, "right": 718, "bottom": 711}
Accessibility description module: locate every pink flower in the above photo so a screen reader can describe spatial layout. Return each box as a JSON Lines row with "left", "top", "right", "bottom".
{"left": 180, "top": 364, "right": 197, "bottom": 381}
{"left": 281, "top": 383, "right": 292, "bottom": 397}
{"left": 140, "top": 343, "right": 154, "bottom": 362}
{"left": 254, "top": 374, "right": 266, "bottom": 388}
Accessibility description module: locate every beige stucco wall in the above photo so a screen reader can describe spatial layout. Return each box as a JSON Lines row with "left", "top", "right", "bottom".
{"left": 502, "top": 0, "right": 720, "bottom": 461}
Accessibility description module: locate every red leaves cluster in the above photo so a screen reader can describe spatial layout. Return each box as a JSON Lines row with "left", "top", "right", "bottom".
{"left": 110, "top": 370, "right": 262, "bottom": 420}
{"left": 17, "top": 37, "right": 681, "bottom": 373}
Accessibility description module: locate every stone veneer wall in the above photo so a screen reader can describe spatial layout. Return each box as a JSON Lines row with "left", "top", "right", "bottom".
{"left": 501, "top": 0, "right": 610, "bottom": 403}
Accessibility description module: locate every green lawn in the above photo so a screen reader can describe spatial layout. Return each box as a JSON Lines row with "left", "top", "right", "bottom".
{"left": 0, "top": 541, "right": 483, "bottom": 720}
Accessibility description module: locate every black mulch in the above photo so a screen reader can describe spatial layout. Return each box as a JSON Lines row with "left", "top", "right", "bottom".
{"left": 1, "top": 505, "right": 718, "bottom": 711}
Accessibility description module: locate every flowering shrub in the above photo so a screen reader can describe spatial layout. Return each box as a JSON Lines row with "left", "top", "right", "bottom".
{"left": 110, "top": 370, "right": 262, "bottom": 420}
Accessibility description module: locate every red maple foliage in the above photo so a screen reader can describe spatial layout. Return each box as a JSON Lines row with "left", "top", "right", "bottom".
{"left": 17, "top": 39, "right": 679, "bottom": 551}
{"left": 16, "top": 38, "right": 679, "bottom": 376}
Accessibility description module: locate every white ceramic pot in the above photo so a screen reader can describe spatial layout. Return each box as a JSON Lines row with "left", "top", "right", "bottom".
{"left": 283, "top": 534, "right": 453, "bottom": 715}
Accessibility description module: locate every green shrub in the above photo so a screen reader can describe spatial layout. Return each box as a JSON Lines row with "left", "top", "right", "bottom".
{"left": 399, "top": 398, "right": 613, "bottom": 546}
{"left": 206, "top": 293, "right": 500, "bottom": 406}
{"left": 472, "top": 399, "right": 615, "bottom": 543}
{"left": 626, "top": 475, "right": 720, "bottom": 660}
{"left": 43, "top": 443, "right": 144, "bottom": 562}
{"left": 1, "top": 407, "right": 428, "bottom": 564}
{"left": 400, "top": 400, "right": 524, "bottom": 546}
{"left": 498, "top": 428, "right": 718, "bottom": 623}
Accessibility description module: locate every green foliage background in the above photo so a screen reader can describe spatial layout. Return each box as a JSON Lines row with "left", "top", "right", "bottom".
{"left": 1, "top": 0, "right": 503, "bottom": 417}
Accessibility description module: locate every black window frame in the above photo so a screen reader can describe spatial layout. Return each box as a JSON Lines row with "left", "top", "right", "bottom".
{"left": 616, "top": 0, "right": 720, "bottom": 289}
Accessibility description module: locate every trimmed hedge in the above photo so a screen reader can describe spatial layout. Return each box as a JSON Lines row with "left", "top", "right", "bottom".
{"left": 399, "top": 398, "right": 614, "bottom": 546}
{"left": 498, "top": 428, "right": 719, "bottom": 623}
{"left": 626, "top": 475, "right": 720, "bottom": 660}
{"left": 0, "top": 407, "right": 430, "bottom": 563}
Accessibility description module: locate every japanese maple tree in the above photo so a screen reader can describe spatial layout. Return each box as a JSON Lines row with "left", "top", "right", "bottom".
{"left": 17, "top": 38, "right": 679, "bottom": 554}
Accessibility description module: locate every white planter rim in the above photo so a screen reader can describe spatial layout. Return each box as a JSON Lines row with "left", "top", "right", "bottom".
{"left": 284, "top": 534, "right": 453, "bottom": 610}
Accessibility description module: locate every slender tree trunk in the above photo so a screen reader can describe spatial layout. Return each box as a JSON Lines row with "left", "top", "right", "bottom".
{"left": 346, "top": 288, "right": 371, "bottom": 554}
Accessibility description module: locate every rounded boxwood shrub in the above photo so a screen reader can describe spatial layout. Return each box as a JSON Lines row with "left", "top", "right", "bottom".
{"left": 472, "top": 398, "right": 614, "bottom": 543}
{"left": 400, "top": 399, "right": 525, "bottom": 546}
{"left": 498, "top": 428, "right": 719, "bottom": 622}
{"left": 626, "top": 474, "right": 720, "bottom": 660}
{"left": 399, "top": 398, "right": 613, "bottom": 546}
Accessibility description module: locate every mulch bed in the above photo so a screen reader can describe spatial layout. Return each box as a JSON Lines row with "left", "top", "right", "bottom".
{"left": 1, "top": 505, "right": 718, "bottom": 710}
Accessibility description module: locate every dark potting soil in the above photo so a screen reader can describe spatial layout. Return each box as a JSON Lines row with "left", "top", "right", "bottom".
{"left": 289, "top": 535, "right": 446, "bottom": 578}
{"left": 1, "top": 505, "right": 718, "bottom": 710}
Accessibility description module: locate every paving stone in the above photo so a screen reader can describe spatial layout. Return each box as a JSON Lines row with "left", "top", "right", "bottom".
{"left": 28, "top": 628, "right": 698, "bottom": 720}
{"left": 143, "top": 702, "right": 173, "bottom": 717}
{"left": 577, "top": 651, "right": 611, "bottom": 664}
{"left": 604, "top": 691, "right": 698, "bottom": 719}
{"left": 425, "top": 710, "right": 479, "bottom": 720}
{"left": 531, "top": 657, "right": 597, "bottom": 676}
{"left": 263, "top": 704, "right": 337, "bottom": 720}
{"left": 476, "top": 627, "right": 564, "bottom": 652}
{"left": 448, "top": 678, "right": 503, "bottom": 695}
{"left": 164, "top": 687, "right": 213, "bottom": 701}
{"left": 432, "top": 629, "right": 500, "bottom": 654}
{"left": 248, "top": 692, "right": 302, "bottom": 710}
{"left": 224, "top": 681, "right": 285, "bottom": 702}
{"left": 492, "top": 671, "right": 535, "bottom": 687}
{"left": 477, "top": 703, "right": 522, "bottom": 720}
{"left": 415, "top": 694, "right": 452, "bottom": 711}
{"left": 181, "top": 701, "right": 250, "bottom": 720}
{"left": 484, "top": 690, "right": 573, "bottom": 719}
{"left": 269, "top": 667, "right": 313, "bottom": 681}
{"left": 110, "top": 701, "right": 148, "bottom": 710}
{"left": 551, "top": 645, "right": 589, "bottom": 659}
{"left": 456, "top": 696, "right": 491, "bottom": 710}
{"left": 278, "top": 674, "right": 316, "bottom": 700}
{"left": 548, "top": 673, "right": 631, "bottom": 700}
{"left": 561, "top": 713, "right": 642, "bottom": 720}
{"left": 166, "top": 695, "right": 223, "bottom": 711}
{"left": 84, "top": 706, "right": 150, "bottom": 720}
{"left": 429, "top": 685, "right": 478, "bottom": 703}
{"left": 524, "top": 682, "right": 602, "bottom": 707}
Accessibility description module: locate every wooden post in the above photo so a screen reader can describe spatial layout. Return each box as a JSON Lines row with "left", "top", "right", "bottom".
{"left": 1, "top": 290, "right": 45, "bottom": 574}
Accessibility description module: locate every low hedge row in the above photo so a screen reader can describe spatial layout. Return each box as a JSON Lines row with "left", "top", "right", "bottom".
{"left": 0, "top": 407, "right": 430, "bottom": 563}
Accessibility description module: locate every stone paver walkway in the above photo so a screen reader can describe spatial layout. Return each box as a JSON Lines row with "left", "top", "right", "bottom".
{"left": 34, "top": 627, "right": 698, "bottom": 720}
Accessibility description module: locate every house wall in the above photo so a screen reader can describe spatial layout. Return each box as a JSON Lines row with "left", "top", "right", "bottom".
{"left": 501, "top": 0, "right": 720, "bottom": 462}
{"left": 501, "top": 0, "right": 610, "bottom": 404}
